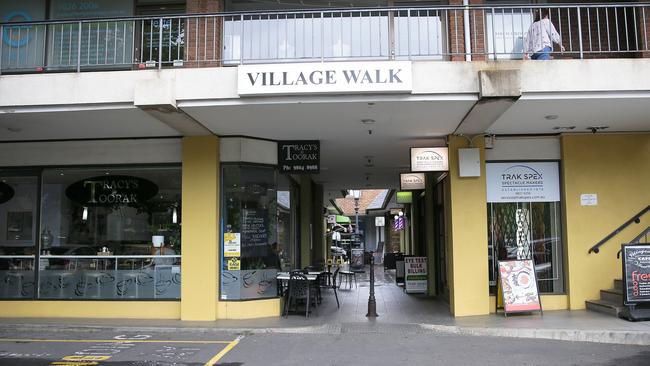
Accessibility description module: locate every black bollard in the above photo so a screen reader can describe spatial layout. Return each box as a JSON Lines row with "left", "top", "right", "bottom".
{"left": 366, "top": 250, "right": 378, "bottom": 317}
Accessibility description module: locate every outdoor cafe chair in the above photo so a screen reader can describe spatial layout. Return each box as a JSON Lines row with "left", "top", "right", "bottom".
{"left": 283, "top": 272, "right": 317, "bottom": 318}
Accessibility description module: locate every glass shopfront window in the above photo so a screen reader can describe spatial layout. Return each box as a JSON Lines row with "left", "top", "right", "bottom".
{"left": 0, "top": 172, "right": 38, "bottom": 299}
{"left": 486, "top": 161, "right": 564, "bottom": 294}
{"left": 221, "top": 165, "right": 296, "bottom": 300}
{"left": 38, "top": 166, "right": 181, "bottom": 300}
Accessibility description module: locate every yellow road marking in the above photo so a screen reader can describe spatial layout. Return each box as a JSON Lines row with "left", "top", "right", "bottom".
{"left": 204, "top": 335, "right": 243, "bottom": 366}
{"left": 0, "top": 339, "right": 232, "bottom": 344}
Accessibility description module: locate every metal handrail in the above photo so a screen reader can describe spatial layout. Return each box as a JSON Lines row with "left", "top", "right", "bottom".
{"left": 589, "top": 205, "right": 650, "bottom": 254}
{"left": 617, "top": 225, "right": 650, "bottom": 258}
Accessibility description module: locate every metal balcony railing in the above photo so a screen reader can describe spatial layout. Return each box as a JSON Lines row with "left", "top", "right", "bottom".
{"left": 1, "top": 3, "right": 649, "bottom": 74}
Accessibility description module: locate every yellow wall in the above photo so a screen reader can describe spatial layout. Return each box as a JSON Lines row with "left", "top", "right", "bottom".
{"left": 562, "top": 133, "right": 650, "bottom": 309}
{"left": 181, "top": 136, "right": 220, "bottom": 320}
{"left": 0, "top": 302, "right": 180, "bottom": 319}
{"left": 447, "top": 136, "right": 490, "bottom": 316}
{"left": 217, "top": 298, "right": 281, "bottom": 319}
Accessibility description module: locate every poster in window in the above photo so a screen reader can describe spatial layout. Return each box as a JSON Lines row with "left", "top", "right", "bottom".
{"left": 242, "top": 209, "right": 268, "bottom": 247}
{"left": 224, "top": 232, "right": 241, "bottom": 257}
{"left": 498, "top": 259, "right": 542, "bottom": 313}
{"left": 622, "top": 244, "right": 650, "bottom": 305}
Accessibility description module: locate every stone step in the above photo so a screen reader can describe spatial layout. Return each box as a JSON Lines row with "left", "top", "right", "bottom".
{"left": 600, "top": 288, "right": 623, "bottom": 304}
{"left": 614, "top": 279, "right": 623, "bottom": 291}
{"left": 585, "top": 299, "right": 625, "bottom": 317}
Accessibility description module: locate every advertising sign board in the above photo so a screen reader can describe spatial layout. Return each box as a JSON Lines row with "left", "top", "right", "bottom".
{"left": 622, "top": 244, "right": 650, "bottom": 305}
{"left": 486, "top": 162, "right": 560, "bottom": 203}
{"left": 498, "top": 259, "right": 542, "bottom": 313}
{"left": 224, "top": 233, "right": 241, "bottom": 257}
{"left": 400, "top": 172, "right": 425, "bottom": 190}
{"left": 405, "top": 257, "right": 427, "bottom": 294}
{"left": 278, "top": 140, "right": 320, "bottom": 174}
{"left": 410, "top": 147, "right": 449, "bottom": 172}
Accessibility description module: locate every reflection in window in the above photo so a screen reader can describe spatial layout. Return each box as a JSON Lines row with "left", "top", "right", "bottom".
{"left": 38, "top": 166, "right": 181, "bottom": 300}
{"left": 221, "top": 165, "right": 287, "bottom": 300}
{"left": 0, "top": 173, "right": 38, "bottom": 299}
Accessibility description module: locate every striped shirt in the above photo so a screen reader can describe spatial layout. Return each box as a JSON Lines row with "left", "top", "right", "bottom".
{"left": 523, "top": 18, "right": 562, "bottom": 54}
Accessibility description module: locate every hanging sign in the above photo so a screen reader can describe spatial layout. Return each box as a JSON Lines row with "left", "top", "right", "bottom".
{"left": 278, "top": 140, "right": 320, "bottom": 174}
{"left": 65, "top": 175, "right": 158, "bottom": 206}
{"left": 410, "top": 147, "right": 449, "bottom": 172}
{"left": 224, "top": 233, "right": 241, "bottom": 257}
{"left": 486, "top": 162, "right": 560, "bottom": 203}
{"left": 498, "top": 259, "right": 542, "bottom": 313}
{"left": 400, "top": 172, "right": 426, "bottom": 190}
{"left": 238, "top": 61, "right": 412, "bottom": 96}
{"left": 622, "top": 244, "right": 650, "bottom": 305}
{"left": 375, "top": 216, "right": 385, "bottom": 227}
{"left": 0, "top": 182, "right": 15, "bottom": 204}
{"left": 405, "top": 257, "right": 427, "bottom": 294}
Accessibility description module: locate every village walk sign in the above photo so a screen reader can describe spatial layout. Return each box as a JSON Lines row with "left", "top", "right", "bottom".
{"left": 237, "top": 61, "right": 413, "bottom": 96}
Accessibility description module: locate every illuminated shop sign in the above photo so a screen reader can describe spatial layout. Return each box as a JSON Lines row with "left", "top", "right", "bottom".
{"left": 410, "top": 147, "right": 449, "bottom": 172}
{"left": 486, "top": 162, "right": 560, "bottom": 203}
{"left": 400, "top": 172, "right": 425, "bottom": 191}
{"left": 238, "top": 61, "right": 412, "bottom": 96}
{"left": 278, "top": 140, "right": 320, "bottom": 174}
{"left": 0, "top": 181, "right": 15, "bottom": 204}
{"left": 65, "top": 175, "right": 158, "bottom": 206}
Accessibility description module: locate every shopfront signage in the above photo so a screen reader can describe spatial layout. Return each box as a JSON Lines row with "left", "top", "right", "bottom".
{"left": 498, "top": 259, "right": 542, "bottom": 313}
{"left": 486, "top": 162, "right": 560, "bottom": 203}
{"left": 405, "top": 257, "right": 427, "bottom": 294}
{"left": 0, "top": 182, "right": 15, "bottom": 204}
{"left": 375, "top": 216, "right": 385, "bottom": 227}
{"left": 278, "top": 140, "right": 320, "bottom": 174}
{"left": 400, "top": 172, "right": 425, "bottom": 190}
{"left": 410, "top": 147, "right": 449, "bottom": 172}
{"left": 622, "top": 244, "right": 650, "bottom": 305}
{"left": 65, "top": 175, "right": 158, "bottom": 206}
{"left": 224, "top": 233, "right": 241, "bottom": 257}
{"left": 238, "top": 61, "right": 412, "bottom": 96}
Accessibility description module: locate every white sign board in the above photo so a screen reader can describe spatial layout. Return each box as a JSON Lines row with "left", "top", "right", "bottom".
{"left": 410, "top": 147, "right": 449, "bottom": 172}
{"left": 580, "top": 194, "right": 598, "bottom": 206}
{"left": 327, "top": 215, "right": 337, "bottom": 224}
{"left": 238, "top": 61, "right": 412, "bottom": 96}
{"left": 375, "top": 216, "right": 385, "bottom": 227}
{"left": 223, "top": 233, "right": 241, "bottom": 257}
{"left": 486, "top": 162, "right": 560, "bottom": 203}
{"left": 405, "top": 257, "right": 427, "bottom": 294}
{"left": 400, "top": 172, "right": 426, "bottom": 190}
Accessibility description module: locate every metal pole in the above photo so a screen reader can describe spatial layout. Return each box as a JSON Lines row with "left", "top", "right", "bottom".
{"left": 366, "top": 250, "right": 378, "bottom": 317}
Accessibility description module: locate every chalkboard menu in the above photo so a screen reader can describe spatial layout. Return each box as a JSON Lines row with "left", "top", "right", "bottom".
{"left": 622, "top": 244, "right": 650, "bottom": 305}
{"left": 242, "top": 209, "right": 268, "bottom": 247}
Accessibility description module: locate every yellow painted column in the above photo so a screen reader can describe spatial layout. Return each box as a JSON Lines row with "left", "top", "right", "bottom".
{"left": 181, "top": 136, "right": 219, "bottom": 321}
{"left": 447, "top": 135, "right": 490, "bottom": 316}
{"left": 562, "top": 133, "right": 650, "bottom": 309}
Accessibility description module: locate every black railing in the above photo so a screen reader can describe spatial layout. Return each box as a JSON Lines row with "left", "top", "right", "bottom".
{"left": 588, "top": 204, "right": 650, "bottom": 254}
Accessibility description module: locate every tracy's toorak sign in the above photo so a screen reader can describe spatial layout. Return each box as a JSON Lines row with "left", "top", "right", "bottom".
{"left": 237, "top": 61, "right": 412, "bottom": 96}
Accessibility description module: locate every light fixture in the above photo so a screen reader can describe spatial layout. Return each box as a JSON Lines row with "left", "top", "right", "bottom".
{"left": 361, "top": 119, "right": 375, "bottom": 125}
{"left": 587, "top": 126, "right": 609, "bottom": 133}
{"left": 6, "top": 127, "right": 21, "bottom": 132}
{"left": 544, "top": 114, "right": 559, "bottom": 120}
{"left": 350, "top": 190, "right": 361, "bottom": 199}
{"left": 398, "top": 211, "right": 404, "bottom": 217}
{"left": 82, "top": 207, "right": 88, "bottom": 221}
{"left": 552, "top": 126, "right": 576, "bottom": 131}
{"left": 172, "top": 206, "right": 178, "bottom": 224}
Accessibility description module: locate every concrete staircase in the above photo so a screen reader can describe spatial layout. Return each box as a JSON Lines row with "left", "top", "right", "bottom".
{"left": 585, "top": 279, "right": 625, "bottom": 317}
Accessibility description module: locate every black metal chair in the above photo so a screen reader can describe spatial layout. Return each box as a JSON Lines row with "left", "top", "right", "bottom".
{"left": 283, "top": 272, "right": 317, "bottom": 318}
{"left": 329, "top": 266, "right": 340, "bottom": 308}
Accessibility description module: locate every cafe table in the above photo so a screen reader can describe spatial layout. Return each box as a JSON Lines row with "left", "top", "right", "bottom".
{"left": 276, "top": 272, "right": 319, "bottom": 281}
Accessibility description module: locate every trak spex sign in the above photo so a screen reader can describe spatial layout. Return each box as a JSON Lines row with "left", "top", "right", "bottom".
{"left": 400, "top": 172, "right": 426, "bottom": 190}
{"left": 622, "top": 244, "right": 650, "bottom": 305}
{"left": 410, "top": 147, "right": 449, "bottom": 172}
{"left": 278, "top": 140, "right": 320, "bottom": 174}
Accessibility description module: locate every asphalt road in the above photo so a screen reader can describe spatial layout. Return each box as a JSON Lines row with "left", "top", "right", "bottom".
{"left": 0, "top": 326, "right": 648, "bottom": 366}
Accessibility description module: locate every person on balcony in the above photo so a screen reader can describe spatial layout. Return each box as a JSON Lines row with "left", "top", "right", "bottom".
{"left": 523, "top": 9, "right": 565, "bottom": 60}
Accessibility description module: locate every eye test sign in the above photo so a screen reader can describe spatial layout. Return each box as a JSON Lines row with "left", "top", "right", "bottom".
{"left": 622, "top": 244, "right": 650, "bottom": 305}
{"left": 405, "top": 257, "right": 428, "bottom": 294}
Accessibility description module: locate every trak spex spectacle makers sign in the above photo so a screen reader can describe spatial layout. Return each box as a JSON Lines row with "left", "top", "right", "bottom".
{"left": 65, "top": 175, "right": 158, "bottom": 206}
{"left": 400, "top": 172, "right": 425, "bottom": 190}
{"left": 410, "top": 147, "right": 449, "bottom": 172}
{"left": 486, "top": 162, "right": 560, "bottom": 203}
{"left": 278, "top": 140, "right": 320, "bottom": 174}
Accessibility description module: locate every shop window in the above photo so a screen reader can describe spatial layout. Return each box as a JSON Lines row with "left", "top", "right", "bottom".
{"left": 38, "top": 166, "right": 181, "bottom": 300}
{"left": 221, "top": 165, "right": 286, "bottom": 301}
{"left": 0, "top": 173, "right": 38, "bottom": 299}
{"left": 486, "top": 161, "right": 564, "bottom": 294}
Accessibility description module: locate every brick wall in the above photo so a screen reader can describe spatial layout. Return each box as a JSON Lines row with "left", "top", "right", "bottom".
{"left": 185, "top": 0, "right": 222, "bottom": 67}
